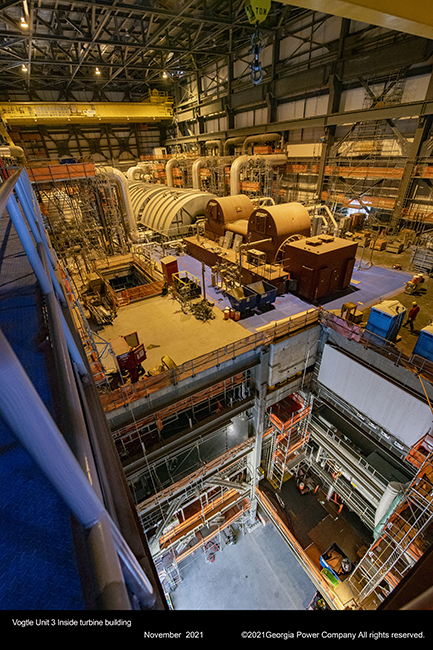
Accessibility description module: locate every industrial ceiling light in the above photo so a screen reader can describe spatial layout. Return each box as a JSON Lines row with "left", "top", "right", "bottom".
{"left": 20, "top": 16, "right": 29, "bottom": 28}
{"left": 95, "top": 67, "right": 101, "bottom": 75}
{"left": 21, "top": 63, "right": 28, "bottom": 72}
{"left": 162, "top": 71, "right": 168, "bottom": 79}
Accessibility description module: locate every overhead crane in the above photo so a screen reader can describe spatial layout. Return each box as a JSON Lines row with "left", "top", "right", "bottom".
{"left": 0, "top": 92, "right": 173, "bottom": 127}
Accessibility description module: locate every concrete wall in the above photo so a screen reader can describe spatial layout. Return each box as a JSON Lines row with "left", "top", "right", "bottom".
{"left": 268, "top": 325, "right": 320, "bottom": 387}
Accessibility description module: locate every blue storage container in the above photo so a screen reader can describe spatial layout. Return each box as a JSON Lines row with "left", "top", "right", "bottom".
{"left": 413, "top": 325, "right": 433, "bottom": 362}
{"left": 247, "top": 280, "right": 277, "bottom": 311}
{"left": 365, "top": 300, "right": 406, "bottom": 343}
{"left": 226, "top": 285, "right": 258, "bottom": 313}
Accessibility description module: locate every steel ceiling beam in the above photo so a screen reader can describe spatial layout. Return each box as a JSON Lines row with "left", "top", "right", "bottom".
{"left": 276, "top": 0, "right": 433, "bottom": 40}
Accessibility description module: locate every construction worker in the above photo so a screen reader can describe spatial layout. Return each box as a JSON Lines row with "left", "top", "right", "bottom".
{"left": 404, "top": 302, "right": 420, "bottom": 332}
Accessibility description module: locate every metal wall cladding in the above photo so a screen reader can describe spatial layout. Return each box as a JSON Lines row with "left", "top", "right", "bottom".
{"left": 318, "top": 344, "right": 432, "bottom": 449}
{"left": 246, "top": 202, "right": 311, "bottom": 263}
{"left": 204, "top": 194, "right": 254, "bottom": 241}
{"left": 283, "top": 235, "right": 358, "bottom": 301}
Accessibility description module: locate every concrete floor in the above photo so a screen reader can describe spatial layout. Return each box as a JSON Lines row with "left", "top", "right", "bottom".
{"left": 354, "top": 245, "right": 433, "bottom": 357}
{"left": 98, "top": 241, "right": 432, "bottom": 615}
{"left": 95, "top": 291, "right": 249, "bottom": 374}
{"left": 95, "top": 243, "right": 425, "bottom": 375}
{"left": 171, "top": 520, "right": 317, "bottom": 611}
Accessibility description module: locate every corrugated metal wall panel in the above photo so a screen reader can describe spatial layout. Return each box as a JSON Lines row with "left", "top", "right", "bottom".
{"left": 318, "top": 344, "right": 432, "bottom": 448}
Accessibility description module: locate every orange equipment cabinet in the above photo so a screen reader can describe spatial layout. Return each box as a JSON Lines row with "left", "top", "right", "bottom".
{"left": 160, "top": 255, "right": 179, "bottom": 286}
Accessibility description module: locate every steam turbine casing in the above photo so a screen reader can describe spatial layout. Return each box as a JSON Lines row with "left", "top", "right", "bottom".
{"left": 246, "top": 202, "right": 311, "bottom": 263}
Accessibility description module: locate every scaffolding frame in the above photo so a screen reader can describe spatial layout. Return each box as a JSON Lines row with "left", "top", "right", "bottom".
{"left": 346, "top": 439, "right": 433, "bottom": 608}
{"left": 266, "top": 392, "right": 312, "bottom": 490}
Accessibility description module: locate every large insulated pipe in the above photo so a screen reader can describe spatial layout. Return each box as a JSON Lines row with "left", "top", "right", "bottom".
{"left": 241, "top": 133, "right": 281, "bottom": 155}
{"left": 165, "top": 157, "right": 178, "bottom": 187}
{"left": 230, "top": 154, "right": 287, "bottom": 196}
{"left": 125, "top": 164, "right": 153, "bottom": 182}
{"left": 307, "top": 204, "right": 338, "bottom": 234}
{"left": 0, "top": 145, "right": 26, "bottom": 165}
{"left": 223, "top": 136, "right": 246, "bottom": 156}
{"left": 192, "top": 156, "right": 233, "bottom": 189}
{"left": 192, "top": 158, "right": 207, "bottom": 190}
{"left": 374, "top": 481, "right": 407, "bottom": 534}
{"left": 95, "top": 166, "right": 140, "bottom": 242}
{"left": 205, "top": 140, "right": 222, "bottom": 156}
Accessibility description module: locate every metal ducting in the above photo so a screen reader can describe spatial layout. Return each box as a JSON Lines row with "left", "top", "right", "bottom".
{"left": 192, "top": 156, "right": 234, "bottom": 190}
{"left": 307, "top": 204, "right": 339, "bottom": 236}
{"left": 125, "top": 164, "right": 153, "bottom": 182}
{"left": 0, "top": 145, "right": 26, "bottom": 165}
{"left": 223, "top": 137, "right": 246, "bottom": 156}
{"left": 165, "top": 156, "right": 190, "bottom": 187}
{"left": 192, "top": 158, "right": 207, "bottom": 190}
{"left": 205, "top": 140, "right": 222, "bottom": 155}
{"left": 374, "top": 481, "right": 407, "bottom": 533}
{"left": 128, "top": 182, "right": 216, "bottom": 237}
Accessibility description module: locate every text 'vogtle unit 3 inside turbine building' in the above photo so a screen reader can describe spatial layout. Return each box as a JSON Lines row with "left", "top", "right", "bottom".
{"left": 2, "top": 0, "right": 433, "bottom": 616}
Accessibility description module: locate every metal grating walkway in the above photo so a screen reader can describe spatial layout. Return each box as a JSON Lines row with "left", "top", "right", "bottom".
{"left": 0, "top": 212, "right": 86, "bottom": 610}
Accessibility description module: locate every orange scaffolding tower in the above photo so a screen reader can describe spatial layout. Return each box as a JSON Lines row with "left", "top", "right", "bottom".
{"left": 266, "top": 393, "right": 311, "bottom": 490}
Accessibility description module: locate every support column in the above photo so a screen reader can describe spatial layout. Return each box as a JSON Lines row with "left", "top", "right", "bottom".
{"left": 248, "top": 347, "right": 271, "bottom": 521}
{"left": 316, "top": 18, "right": 350, "bottom": 202}
{"left": 266, "top": 26, "right": 281, "bottom": 125}
{"left": 389, "top": 71, "right": 433, "bottom": 233}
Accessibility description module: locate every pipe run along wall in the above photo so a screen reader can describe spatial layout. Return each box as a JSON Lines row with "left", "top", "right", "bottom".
{"left": 192, "top": 156, "right": 233, "bottom": 190}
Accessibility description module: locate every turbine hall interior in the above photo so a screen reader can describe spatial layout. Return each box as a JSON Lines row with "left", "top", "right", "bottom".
{"left": 2, "top": 0, "right": 433, "bottom": 617}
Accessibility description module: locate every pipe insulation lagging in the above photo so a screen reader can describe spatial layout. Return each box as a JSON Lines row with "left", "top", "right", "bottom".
{"left": 230, "top": 154, "right": 287, "bottom": 196}
{"left": 192, "top": 156, "right": 233, "bottom": 190}
{"left": 0, "top": 145, "right": 26, "bottom": 164}
{"left": 95, "top": 166, "right": 140, "bottom": 242}
{"left": 241, "top": 133, "right": 282, "bottom": 155}
{"left": 373, "top": 481, "right": 407, "bottom": 531}
{"left": 223, "top": 136, "right": 246, "bottom": 156}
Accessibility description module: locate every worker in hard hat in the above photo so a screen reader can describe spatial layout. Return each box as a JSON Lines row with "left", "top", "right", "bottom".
{"left": 404, "top": 301, "right": 420, "bottom": 332}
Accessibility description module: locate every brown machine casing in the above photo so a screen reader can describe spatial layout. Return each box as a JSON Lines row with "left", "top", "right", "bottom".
{"left": 246, "top": 203, "right": 311, "bottom": 263}
{"left": 204, "top": 195, "right": 254, "bottom": 241}
{"left": 283, "top": 234, "right": 357, "bottom": 302}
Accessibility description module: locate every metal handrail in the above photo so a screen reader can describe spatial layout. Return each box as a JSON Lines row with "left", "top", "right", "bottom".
{"left": 100, "top": 307, "right": 321, "bottom": 411}
{"left": 0, "top": 168, "right": 156, "bottom": 609}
